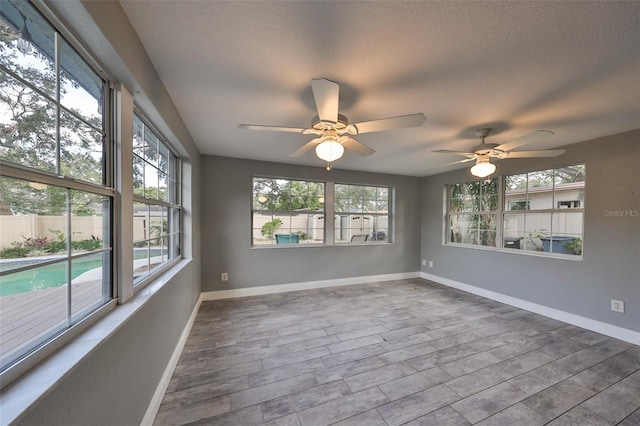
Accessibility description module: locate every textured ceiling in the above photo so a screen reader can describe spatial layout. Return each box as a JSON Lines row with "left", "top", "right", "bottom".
{"left": 120, "top": 1, "right": 640, "bottom": 176}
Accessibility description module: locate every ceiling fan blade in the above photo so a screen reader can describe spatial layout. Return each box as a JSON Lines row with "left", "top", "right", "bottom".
{"left": 239, "top": 124, "right": 307, "bottom": 133}
{"left": 354, "top": 113, "right": 426, "bottom": 134}
{"left": 432, "top": 149, "right": 476, "bottom": 157}
{"left": 340, "top": 136, "right": 375, "bottom": 157}
{"left": 290, "top": 138, "right": 322, "bottom": 157}
{"left": 311, "top": 78, "right": 339, "bottom": 124}
{"left": 496, "top": 129, "right": 555, "bottom": 152}
{"left": 505, "top": 149, "right": 565, "bottom": 158}
{"left": 423, "top": 157, "right": 476, "bottom": 174}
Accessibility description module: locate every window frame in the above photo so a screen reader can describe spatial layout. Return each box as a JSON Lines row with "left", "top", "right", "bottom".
{"left": 0, "top": 0, "right": 117, "bottom": 386}
{"left": 503, "top": 165, "right": 585, "bottom": 258}
{"left": 446, "top": 178, "right": 500, "bottom": 248}
{"left": 445, "top": 164, "right": 585, "bottom": 260}
{"left": 333, "top": 182, "right": 393, "bottom": 245}
{"left": 131, "top": 112, "right": 182, "bottom": 288}
{"left": 250, "top": 177, "right": 395, "bottom": 248}
{"left": 251, "top": 176, "right": 327, "bottom": 247}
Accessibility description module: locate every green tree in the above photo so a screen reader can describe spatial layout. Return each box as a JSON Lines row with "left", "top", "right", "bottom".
{"left": 334, "top": 185, "right": 386, "bottom": 213}
{"left": 450, "top": 179, "right": 498, "bottom": 246}
{"left": 0, "top": 19, "right": 104, "bottom": 215}
{"left": 253, "top": 179, "right": 324, "bottom": 211}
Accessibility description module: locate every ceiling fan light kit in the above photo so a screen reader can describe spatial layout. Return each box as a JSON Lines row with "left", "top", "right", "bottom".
{"left": 239, "top": 78, "right": 426, "bottom": 170}
{"left": 470, "top": 155, "right": 496, "bottom": 178}
{"left": 315, "top": 139, "right": 344, "bottom": 162}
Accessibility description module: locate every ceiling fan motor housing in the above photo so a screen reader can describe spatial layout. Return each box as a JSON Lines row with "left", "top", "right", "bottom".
{"left": 311, "top": 113, "right": 350, "bottom": 130}
{"left": 475, "top": 128, "right": 491, "bottom": 138}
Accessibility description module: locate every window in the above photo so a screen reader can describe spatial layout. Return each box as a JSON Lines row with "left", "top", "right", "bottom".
{"left": 334, "top": 184, "right": 391, "bottom": 243}
{"left": 132, "top": 115, "right": 181, "bottom": 283}
{"left": 509, "top": 200, "right": 530, "bottom": 211}
{"left": 448, "top": 179, "right": 499, "bottom": 247}
{"left": 0, "top": 1, "right": 112, "bottom": 372}
{"left": 558, "top": 200, "right": 580, "bottom": 209}
{"left": 446, "top": 164, "right": 585, "bottom": 257}
{"left": 252, "top": 177, "right": 325, "bottom": 246}
{"left": 251, "top": 179, "right": 395, "bottom": 246}
{"left": 504, "top": 165, "right": 585, "bottom": 255}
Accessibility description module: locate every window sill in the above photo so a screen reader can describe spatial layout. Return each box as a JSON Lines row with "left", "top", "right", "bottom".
{"left": 0, "top": 258, "right": 192, "bottom": 425}
{"left": 251, "top": 243, "right": 327, "bottom": 249}
{"left": 444, "top": 242, "right": 583, "bottom": 261}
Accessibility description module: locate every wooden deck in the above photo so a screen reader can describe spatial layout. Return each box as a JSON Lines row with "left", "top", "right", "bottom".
{"left": 0, "top": 256, "right": 164, "bottom": 366}
{"left": 0, "top": 275, "right": 103, "bottom": 366}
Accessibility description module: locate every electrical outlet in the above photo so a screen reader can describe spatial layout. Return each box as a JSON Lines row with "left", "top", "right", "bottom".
{"left": 428, "top": 261, "right": 434, "bottom": 268}
{"left": 221, "top": 272, "right": 228, "bottom": 282}
{"left": 421, "top": 259, "right": 426, "bottom": 266}
{"left": 611, "top": 299, "right": 624, "bottom": 313}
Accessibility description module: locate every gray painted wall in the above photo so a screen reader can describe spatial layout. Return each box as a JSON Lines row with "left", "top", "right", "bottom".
{"left": 421, "top": 130, "right": 640, "bottom": 331}
{"left": 201, "top": 156, "right": 422, "bottom": 291}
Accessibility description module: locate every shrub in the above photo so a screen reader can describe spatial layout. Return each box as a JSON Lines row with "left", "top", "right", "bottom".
{"left": 72, "top": 239, "right": 101, "bottom": 252}
{"left": 22, "top": 235, "right": 51, "bottom": 250}
{"left": 0, "top": 243, "right": 30, "bottom": 258}
{"left": 261, "top": 218, "right": 283, "bottom": 240}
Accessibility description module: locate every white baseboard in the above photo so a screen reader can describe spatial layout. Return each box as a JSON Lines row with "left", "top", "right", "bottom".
{"left": 201, "top": 272, "right": 421, "bottom": 301}
{"left": 141, "top": 294, "right": 203, "bottom": 426}
{"left": 421, "top": 272, "right": 640, "bottom": 345}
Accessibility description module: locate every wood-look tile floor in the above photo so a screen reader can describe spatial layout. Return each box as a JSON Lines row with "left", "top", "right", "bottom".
{"left": 154, "top": 279, "right": 640, "bottom": 425}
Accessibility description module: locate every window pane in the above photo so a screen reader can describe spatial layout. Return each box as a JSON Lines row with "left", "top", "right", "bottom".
{"left": 503, "top": 213, "right": 525, "bottom": 249}
{"left": 133, "top": 239, "right": 150, "bottom": 282}
{"left": 133, "top": 202, "right": 149, "bottom": 244}
{"left": 59, "top": 37, "right": 103, "bottom": 123}
{"left": 555, "top": 165, "right": 586, "bottom": 209}
{"left": 0, "top": 70, "right": 57, "bottom": 173}
{"left": 504, "top": 174, "right": 527, "bottom": 210}
{"left": 0, "top": 261, "right": 68, "bottom": 368}
{"left": 528, "top": 170, "right": 554, "bottom": 210}
{"left": 550, "top": 212, "right": 583, "bottom": 255}
{"left": 158, "top": 143, "right": 169, "bottom": 174}
{"left": 149, "top": 237, "right": 164, "bottom": 273}
{"left": 0, "top": 3, "right": 57, "bottom": 98}
{"left": 144, "top": 130, "right": 159, "bottom": 167}
{"left": 479, "top": 230, "right": 497, "bottom": 247}
{"left": 144, "top": 164, "right": 159, "bottom": 199}
{"left": 133, "top": 115, "right": 145, "bottom": 157}
{"left": 149, "top": 206, "right": 165, "bottom": 239}
{"left": 60, "top": 110, "right": 104, "bottom": 184}
{"left": 71, "top": 252, "right": 109, "bottom": 322}
{"left": 69, "top": 190, "right": 109, "bottom": 249}
{"left": 554, "top": 165, "right": 586, "bottom": 185}
{"left": 169, "top": 207, "right": 180, "bottom": 258}
{"left": 133, "top": 155, "right": 145, "bottom": 196}
{"left": 0, "top": 177, "right": 67, "bottom": 263}
{"left": 480, "top": 180, "right": 498, "bottom": 211}
{"left": 158, "top": 172, "right": 169, "bottom": 203}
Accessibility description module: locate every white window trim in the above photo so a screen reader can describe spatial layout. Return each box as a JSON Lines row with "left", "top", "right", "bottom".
{"left": 251, "top": 177, "right": 394, "bottom": 248}
{"left": 333, "top": 182, "right": 394, "bottom": 245}
{"left": 445, "top": 169, "right": 585, "bottom": 260}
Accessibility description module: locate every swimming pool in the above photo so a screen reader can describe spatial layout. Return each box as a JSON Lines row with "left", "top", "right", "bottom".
{"left": 0, "top": 249, "right": 166, "bottom": 296}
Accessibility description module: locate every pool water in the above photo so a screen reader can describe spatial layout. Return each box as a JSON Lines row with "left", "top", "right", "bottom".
{"left": 0, "top": 257, "right": 104, "bottom": 297}
{"left": 0, "top": 250, "right": 166, "bottom": 297}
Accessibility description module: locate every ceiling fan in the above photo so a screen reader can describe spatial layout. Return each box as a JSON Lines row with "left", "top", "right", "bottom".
{"left": 239, "top": 78, "right": 426, "bottom": 170}
{"left": 432, "top": 128, "right": 565, "bottom": 178}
